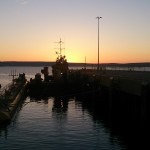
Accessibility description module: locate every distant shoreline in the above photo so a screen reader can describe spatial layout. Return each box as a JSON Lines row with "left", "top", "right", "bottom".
{"left": 0, "top": 61, "right": 150, "bottom": 67}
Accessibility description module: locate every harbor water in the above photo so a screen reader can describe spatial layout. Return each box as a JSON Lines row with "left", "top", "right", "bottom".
{"left": 0, "top": 66, "right": 150, "bottom": 150}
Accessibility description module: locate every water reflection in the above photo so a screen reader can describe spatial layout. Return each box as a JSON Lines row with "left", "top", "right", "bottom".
{"left": 77, "top": 92, "right": 150, "bottom": 150}
{"left": 1, "top": 92, "right": 150, "bottom": 149}
{"left": 0, "top": 124, "right": 8, "bottom": 139}
{"left": 52, "top": 97, "right": 68, "bottom": 113}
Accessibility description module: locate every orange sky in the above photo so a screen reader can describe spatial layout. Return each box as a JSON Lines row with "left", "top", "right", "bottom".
{"left": 0, "top": 0, "right": 150, "bottom": 63}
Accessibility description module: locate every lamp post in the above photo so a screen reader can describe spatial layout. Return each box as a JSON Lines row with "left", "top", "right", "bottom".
{"left": 96, "top": 16, "right": 102, "bottom": 70}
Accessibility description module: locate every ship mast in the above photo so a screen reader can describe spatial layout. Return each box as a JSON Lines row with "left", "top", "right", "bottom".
{"left": 55, "top": 38, "right": 65, "bottom": 58}
{"left": 59, "top": 38, "right": 63, "bottom": 56}
{"left": 52, "top": 38, "right": 68, "bottom": 80}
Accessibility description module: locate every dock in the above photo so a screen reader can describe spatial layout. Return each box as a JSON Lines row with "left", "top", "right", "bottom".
{"left": 85, "top": 69, "right": 150, "bottom": 96}
{"left": 68, "top": 69, "right": 150, "bottom": 127}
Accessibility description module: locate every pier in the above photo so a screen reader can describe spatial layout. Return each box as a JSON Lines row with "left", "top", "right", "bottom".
{"left": 67, "top": 69, "right": 149, "bottom": 95}
{"left": 67, "top": 69, "right": 150, "bottom": 127}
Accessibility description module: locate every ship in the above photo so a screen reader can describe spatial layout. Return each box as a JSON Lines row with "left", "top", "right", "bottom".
{"left": 0, "top": 73, "right": 27, "bottom": 124}
{"left": 28, "top": 39, "right": 69, "bottom": 96}
{"left": 52, "top": 38, "right": 68, "bottom": 81}
{"left": 27, "top": 38, "right": 95, "bottom": 97}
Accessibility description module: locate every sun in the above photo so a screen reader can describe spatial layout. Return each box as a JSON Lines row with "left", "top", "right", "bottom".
{"left": 67, "top": 55, "right": 83, "bottom": 63}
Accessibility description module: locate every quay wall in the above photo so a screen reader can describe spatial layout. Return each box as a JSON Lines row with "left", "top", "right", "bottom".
{"left": 69, "top": 69, "right": 150, "bottom": 97}
{"left": 67, "top": 69, "right": 150, "bottom": 126}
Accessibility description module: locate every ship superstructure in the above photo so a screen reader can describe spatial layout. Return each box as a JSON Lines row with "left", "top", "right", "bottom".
{"left": 52, "top": 39, "right": 68, "bottom": 80}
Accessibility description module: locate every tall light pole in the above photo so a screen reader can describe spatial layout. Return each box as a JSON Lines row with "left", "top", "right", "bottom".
{"left": 96, "top": 16, "right": 102, "bottom": 70}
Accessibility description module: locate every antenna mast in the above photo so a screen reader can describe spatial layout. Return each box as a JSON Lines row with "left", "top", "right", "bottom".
{"left": 55, "top": 38, "right": 65, "bottom": 57}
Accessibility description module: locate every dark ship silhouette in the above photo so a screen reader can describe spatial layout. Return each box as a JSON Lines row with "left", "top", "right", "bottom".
{"left": 52, "top": 38, "right": 68, "bottom": 81}
{"left": 28, "top": 39, "right": 69, "bottom": 96}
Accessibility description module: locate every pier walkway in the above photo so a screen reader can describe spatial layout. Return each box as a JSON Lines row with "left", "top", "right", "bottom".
{"left": 96, "top": 70, "right": 150, "bottom": 80}
{"left": 69, "top": 69, "right": 150, "bottom": 98}
{"left": 76, "top": 69, "right": 150, "bottom": 125}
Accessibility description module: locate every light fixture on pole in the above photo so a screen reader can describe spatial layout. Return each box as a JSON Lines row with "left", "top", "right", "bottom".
{"left": 96, "top": 16, "right": 102, "bottom": 70}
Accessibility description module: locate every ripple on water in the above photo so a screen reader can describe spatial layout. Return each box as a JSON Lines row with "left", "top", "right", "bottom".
{"left": 0, "top": 97, "right": 126, "bottom": 150}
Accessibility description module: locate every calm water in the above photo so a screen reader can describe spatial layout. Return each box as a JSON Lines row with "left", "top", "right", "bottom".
{"left": 0, "top": 97, "right": 126, "bottom": 150}
{"left": 0, "top": 66, "right": 150, "bottom": 150}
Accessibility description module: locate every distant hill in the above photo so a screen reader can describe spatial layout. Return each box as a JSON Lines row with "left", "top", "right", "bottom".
{"left": 0, "top": 61, "right": 87, "bottom": 67}
{"left": 0, "top": 61, "right": 150, "bottom": 67}
{"left": 0, "top": 61, "right": 54, "bottom": 67}
{"left": 103, "top": 62, "right": 150, "bottom": 67}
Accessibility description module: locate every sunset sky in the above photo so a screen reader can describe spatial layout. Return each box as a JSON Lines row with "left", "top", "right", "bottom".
{"left": 0, "top": 0, "right": 150, "bottom": 63}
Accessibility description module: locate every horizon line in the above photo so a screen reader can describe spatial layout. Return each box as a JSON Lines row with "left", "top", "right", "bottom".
{"left": 0, "top": 61, "right": 150, "bottom": 64}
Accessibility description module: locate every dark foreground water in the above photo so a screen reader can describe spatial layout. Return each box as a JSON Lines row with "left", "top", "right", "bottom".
{"left": 0, "top": 96, "right": 128, "bottom": 150}
{"left": 1, "top": 95, "right": 149, "bottom": 150}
